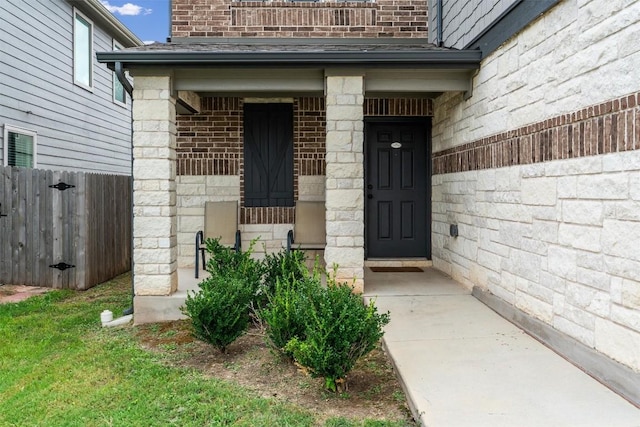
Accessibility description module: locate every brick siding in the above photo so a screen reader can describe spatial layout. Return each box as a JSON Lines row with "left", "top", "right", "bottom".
{"left": 433, "top": 92, "right": 640, "bottom": 174}
{"left": 172, "top": 0, "right": 427, "bottom": 38}
{"left": 364, "top": 98, "right": 433, "bottom": 116}
{"left": 176, "top": 97, "right": 242, "bottom": 176}
{"left": 240, "top": 206, "right": 295, "bottom": 225}
{"left": 177, "top": 96, "right": 433, "bottom": 223}
{"left": 296, "top": 97, "right": 326, "bottom": 176}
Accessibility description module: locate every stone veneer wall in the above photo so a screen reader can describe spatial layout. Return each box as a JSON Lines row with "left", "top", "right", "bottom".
{"left": 172, "top": 0, "right": 427, "bottom": 38}
{"left": 132, "top": 76, "right": 178, "bottom": 295}
{"left": 176, "top": 96, "right": 432, "bottom": 267}
{"left": 325, "top": 75, "right": 365, "bottom": 292}
{"left": 431, "top": 0, "right": 640, "bottom": 372}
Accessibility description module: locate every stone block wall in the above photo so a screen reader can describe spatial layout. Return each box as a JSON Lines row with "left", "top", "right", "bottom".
{"left": 325, "top": 75, "right": 365, "bottom": 292}
{"left": 171, "top": 0, "right": 427, "bottom": 38}
{"left": 131, "top": 75, "right": 178, "bottom": 296}
{"left": 431, "top": 0, "right": 640, "bottom": 372}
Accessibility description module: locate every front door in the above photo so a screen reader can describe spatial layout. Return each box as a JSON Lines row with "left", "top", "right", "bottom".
{"left": 365, "top": 119, "right": 430, "bottom": 258}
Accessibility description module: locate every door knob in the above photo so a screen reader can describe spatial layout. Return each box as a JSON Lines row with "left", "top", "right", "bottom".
{"left": 367, "top": 194, "right": 373, "bottom": 199}
{"left": 367, "top": 184, "right": 373, "bottom": 189}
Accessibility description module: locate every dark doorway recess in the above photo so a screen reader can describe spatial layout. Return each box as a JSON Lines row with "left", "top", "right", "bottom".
{"left": 365, "top": 118, "right": 431, "bottom": 258}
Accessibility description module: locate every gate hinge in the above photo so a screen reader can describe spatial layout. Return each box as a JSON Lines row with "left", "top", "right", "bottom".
{"left": 49, "top": 182, "right": 75, "bottom": 191}
{"left": 49, "top": 262, "right": 75, "bottom": 271}
{"left": 0, "top": 202, "right": 6, "bottom": 218}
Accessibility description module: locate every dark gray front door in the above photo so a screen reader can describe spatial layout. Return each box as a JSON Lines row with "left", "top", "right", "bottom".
{"left": 365, "top": 119, "right": 430, "bottom": 258}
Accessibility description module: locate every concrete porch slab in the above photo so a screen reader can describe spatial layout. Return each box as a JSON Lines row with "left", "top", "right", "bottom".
{"left": 364, "top": 268, "right": 640, "bottom": 426}
{"left": 133, "top": 268, "right": 208, "bottom": 324}
{"left": 364, "top": 267, "right": 468, "bottom": 297}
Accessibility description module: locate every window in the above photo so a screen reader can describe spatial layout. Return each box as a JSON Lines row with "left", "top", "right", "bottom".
{"left": 74, "top": 9, "right": 93, "bottom": 89}
{"left": 243, "top": 104, "right": 294, "bottom": 207}
{"left": 3, "top": 125, "right": 37, "bottom": 168}
{"left": 112, "top": 40, "right": 126, "bottom": 105}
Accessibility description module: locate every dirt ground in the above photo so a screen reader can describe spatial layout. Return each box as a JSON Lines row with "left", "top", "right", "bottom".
{"left": 0, "top": 285, "right": 50, "bottom": 304}
{"left": 136, "top": 320, "right": 416, "bottom": 425}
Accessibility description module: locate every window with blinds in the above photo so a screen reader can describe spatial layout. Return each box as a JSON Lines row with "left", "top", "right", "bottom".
{"left": 4, "top": 126, "right": 36, "bottom": 168}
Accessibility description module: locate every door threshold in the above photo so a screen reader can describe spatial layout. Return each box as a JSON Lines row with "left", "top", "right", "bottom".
{"left": 365, "top": 258, "right": 432, "bottom": 268}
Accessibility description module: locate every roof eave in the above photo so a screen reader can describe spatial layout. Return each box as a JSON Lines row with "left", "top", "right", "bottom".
{"left": 96, "top": 50, "right": 482, "bottom": 69}
{"left": 69, "top": 0, "right": 143, "bottom": 47}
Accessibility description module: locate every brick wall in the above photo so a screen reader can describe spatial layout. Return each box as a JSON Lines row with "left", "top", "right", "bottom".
{"left": 172, "top": 0, "right": 427, "bottom": 38}
{"left": 176, "top": 97, "right": 433, "bottom": 177}
{"left": 434, "top": 92, "right": 640, "bottom": 174}
{"left": 176, "top": 96, "right": 433, "bottom": 228}
{"left": 296, "top": 97, "right": 326, "bottom": 175}
{"left": 176, "top": 97, "right": 242, "bottom": 176}
{"left": 365, "top": 98, "right": 433, "bottom": 116}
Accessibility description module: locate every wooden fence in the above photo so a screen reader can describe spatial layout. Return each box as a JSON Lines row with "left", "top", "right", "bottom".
{"left": 0, "top": 166, "right": 132, "bottom": 290}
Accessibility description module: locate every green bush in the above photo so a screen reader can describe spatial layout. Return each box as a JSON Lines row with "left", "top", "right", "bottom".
{"left": 204, "top": 238, "right": 263, "bottom": 294}
{"left": 181, "top": 275, "right": 254, "bottom": 353}
{"left": 256, "top": 249, "right": 312, "bottom": 316}
{"left": 182, "top": 238, "right": 263, "bottom": 352}
{"left": 262, "top": 249, "right": 309, "bottom": 297}
{"left": 260, "top": 273, "right": 321, "bottom": 356}
{"left": 285, "top": 279, "right": 390, "bottom": 392}
{"left": 184, "top": 238, "right": 391, "bottom": 392}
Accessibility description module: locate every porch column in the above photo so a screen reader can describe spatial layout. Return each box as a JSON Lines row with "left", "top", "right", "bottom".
{"left": 131, "top": 75, "right": 178, "bottom": 296}
{"left": 324, "top": 74, "right": 365, "bottom": 293}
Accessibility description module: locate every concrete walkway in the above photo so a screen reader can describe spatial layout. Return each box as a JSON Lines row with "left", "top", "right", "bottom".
{"left": 364, "top": 268, "right": 640, "bottom": 427}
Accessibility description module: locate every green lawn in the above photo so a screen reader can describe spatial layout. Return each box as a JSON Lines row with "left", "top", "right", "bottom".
{"left": 0, "top": 275, "right": 407, "bottom": 427}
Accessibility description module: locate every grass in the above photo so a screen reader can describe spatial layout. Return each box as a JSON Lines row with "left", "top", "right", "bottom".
{"left": 0, "top": 274, "right": 409, "bottom": 427}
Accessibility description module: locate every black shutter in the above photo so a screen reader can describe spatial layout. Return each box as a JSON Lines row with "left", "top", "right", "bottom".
{"left": 244, "top": 104, "right": 294, "bottom": 207}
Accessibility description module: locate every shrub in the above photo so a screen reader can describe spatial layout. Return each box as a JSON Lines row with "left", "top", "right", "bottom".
{"left": 256, "top": 249, "right": 312, "bottom": 316}
{"left": 261, "top": 250, "right": 309, "bottom": 297}
{"left": 260, "top": 273, "right": 321, "bottom": 356}
{"left": 181, "top": 275, "right": 254, "bottom": 353}
{"left": 182, "top": 238, "right": 263, "bottom": 352}
{"left": 204, "top": 238, "right": 263, "bottom": 294}
{"left": 285, "top": 279, "right": 390, "bottom": 392}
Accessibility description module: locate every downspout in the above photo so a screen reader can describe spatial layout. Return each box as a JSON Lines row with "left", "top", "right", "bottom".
{"left": 437, "top": 0, "right": 444, "bottom": 47}
{"left": 115, "top": 61, "right": 135, "bottom": 316}
{"left": 115, "top": 61, "right": 134, "bottom": 96}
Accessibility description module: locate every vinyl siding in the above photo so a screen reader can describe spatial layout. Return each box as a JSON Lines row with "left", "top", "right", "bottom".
{"left": 429, "top": 0, "right": 518, "bottom": 49}
{"left": 0, "top": 0, "right": 132, "bottom": 174}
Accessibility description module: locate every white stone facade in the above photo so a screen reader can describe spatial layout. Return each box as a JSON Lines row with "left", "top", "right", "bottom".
{"left": 132, "top": 75, "right": 178, "bottom": 296}
{"left": 433, "top": 0, "right": 640, "bottom": 152}
{"left": 324, "top": 75, "right": 365, "bottom": 292}
{"left": 433, "top": 153, "right": 640, "bottom": 371}
{"left": 432, "top": 0, "right": 640, "bottom": 372}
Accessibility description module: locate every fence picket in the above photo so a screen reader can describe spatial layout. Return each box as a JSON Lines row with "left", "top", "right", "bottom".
{"left": 75, "top": 172, "right": 86, "bottom": 290}
{"left": 0, "top": 167, "right": 12, "bottom": 284}
{"left": 0, "top": 166, "right": 131, "bottom": 290}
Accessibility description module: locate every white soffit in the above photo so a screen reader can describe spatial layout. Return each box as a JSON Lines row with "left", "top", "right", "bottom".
{"left": 172, "top": 68, "right": 472, "bottom": 94}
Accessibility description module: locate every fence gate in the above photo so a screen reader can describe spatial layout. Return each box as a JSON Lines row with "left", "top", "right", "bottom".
{"left": 0, "top": 166, "right": 131, "bottom": 290}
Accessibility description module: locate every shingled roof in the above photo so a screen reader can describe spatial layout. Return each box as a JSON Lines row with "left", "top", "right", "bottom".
{"left": 97, "top": 38, "right": 482, "bottom": 68}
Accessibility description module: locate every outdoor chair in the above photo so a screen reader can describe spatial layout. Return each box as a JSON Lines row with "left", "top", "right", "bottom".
{"left": 286, "top": 201, "right": 326, "bottom": 253}
{"left": 195, "top": 201, "right": 241, "bottom": 278}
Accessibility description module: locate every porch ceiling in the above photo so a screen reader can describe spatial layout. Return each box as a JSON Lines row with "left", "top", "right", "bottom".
{"left": 169, "top": 68, "right": 473, "bottom": 97}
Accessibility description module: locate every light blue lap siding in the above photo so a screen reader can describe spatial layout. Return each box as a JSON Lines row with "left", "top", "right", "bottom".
{"left": 0, "top": 0, "right": 133, "bottom": 174}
